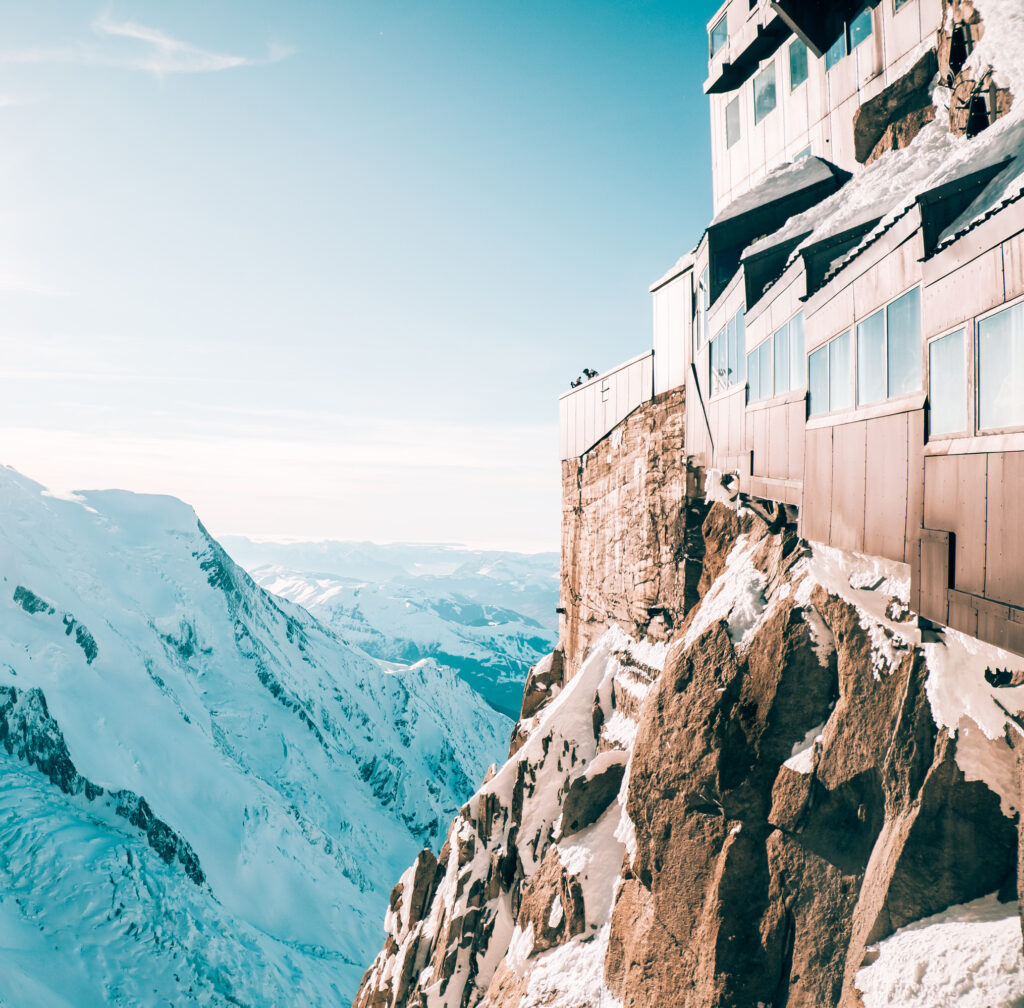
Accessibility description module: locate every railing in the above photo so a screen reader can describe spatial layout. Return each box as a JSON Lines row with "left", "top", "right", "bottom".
{"left": 558, "top": 350, "right": 655, "bottom": 461}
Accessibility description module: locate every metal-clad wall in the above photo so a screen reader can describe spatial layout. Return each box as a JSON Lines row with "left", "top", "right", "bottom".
{"left": 653, "top": 268, "right": 693, "bottom": 396}
{"left": 559, "top": 351, "right": 655, "bottom": 460}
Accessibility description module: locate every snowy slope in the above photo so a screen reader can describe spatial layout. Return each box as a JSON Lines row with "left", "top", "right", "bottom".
{"left": 221, "top": 538, "right": 559, "bottom": 719}
{"left": 0, "top": 466, "right": 510, "bottom": 1006}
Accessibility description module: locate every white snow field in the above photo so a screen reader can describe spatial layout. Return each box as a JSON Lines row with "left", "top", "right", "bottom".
{"left": 0, "top": 465, "right": 510, "bottom": 1006}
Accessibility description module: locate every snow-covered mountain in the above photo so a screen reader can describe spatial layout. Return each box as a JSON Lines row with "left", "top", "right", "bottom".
{"left": 221, "top": 538, "right": 559, "bottom": 719}
{"left": 0, "top": 466, "right": 510, "bottom": 1006}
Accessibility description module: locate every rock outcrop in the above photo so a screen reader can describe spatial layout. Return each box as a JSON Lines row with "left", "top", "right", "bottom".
{"left": 355, "top": 491, "right": 1024, "bottom": 1007}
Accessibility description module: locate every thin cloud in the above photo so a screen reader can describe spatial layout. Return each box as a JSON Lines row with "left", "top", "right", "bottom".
{"left": 1, "top": 13, "right": 294, "bottom": 77}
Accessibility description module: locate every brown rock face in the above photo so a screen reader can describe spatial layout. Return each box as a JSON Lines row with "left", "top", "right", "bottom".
{"left": 854, "top": 49, "right": 938, "bottom": 164}
{"left": 559, "top": 387, "right": 706, "bottom": 679}
{"left": 561, "top": 751, "right": 626, "bottom": 835}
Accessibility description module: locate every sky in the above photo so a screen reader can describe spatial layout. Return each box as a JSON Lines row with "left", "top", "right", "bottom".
{"left": 0, "top": 1, "right": 714, "bottom": 552}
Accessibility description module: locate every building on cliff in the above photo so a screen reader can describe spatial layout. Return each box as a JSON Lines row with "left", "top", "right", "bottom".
{"left": 559, "top": 0, "right": 1024, "bottom": 670}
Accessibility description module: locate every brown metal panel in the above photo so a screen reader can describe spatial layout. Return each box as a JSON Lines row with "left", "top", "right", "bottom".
{"left": 830, "top": 420, "right": 867, "bottom": 552}
{"left": 924, "top": 247, "right": 1004, "bottom": 336}
{"left": 788, "top": 399, "right": 806, "bottom": 481}
{"left": 863, "top": 412, "right": 909, "bottom": 562}
{"left": 905, "top": 410, "right": 925, "bottom": 568}
{"left": 947, "top": 590, "right": 978, "bottom": 640}
{"left": 1002, "top": 230, "right": 1024, "bottom": 303}
{"left": 919, "top": 529, "right": 952, "bottom": 625}
{"left": 801, "top": 426, "right": 833, "bottom": 543}
{"left": 768, "top": 403, "right": 788, "bottom": 480}
{"left": 923, "top": 454, "right": 987, "bottom": 596}
{"left": 985, "top": 452, "right": 1024, "bottom": 609}
{"left": 753, "top": 409, "right": 769, "bottom": 478}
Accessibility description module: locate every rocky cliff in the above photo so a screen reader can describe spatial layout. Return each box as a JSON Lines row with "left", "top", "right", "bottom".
{"left": 355, "top": 442, "right": 1024, "bottom": 1006}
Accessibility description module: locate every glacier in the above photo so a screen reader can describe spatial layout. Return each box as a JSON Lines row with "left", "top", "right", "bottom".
{"left": 0, "top": 465, "right": 511, "bottom": 1005}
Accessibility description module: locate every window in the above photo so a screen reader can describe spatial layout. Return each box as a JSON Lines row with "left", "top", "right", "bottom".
{"left": 849, "top": 7, "right": 873, "bottom": 50}
{"left": 978, "top": 300, "right": 1024, "bottom": 430}
{"left": 928, "top": 329, "right": 966, "bottom": 436}
{"left": 887, "top": 286, "right": 922, "bottom": 396}
{"left": 893, "top": 0, "right": 912, "bottom": 10}
{"left": 758, "top": 339, "right": 772, "bottom": 400}
{"left": 726, "top": 96, "right": 741, "bottom": 148}
{"left": 825, "top": 32, "right": 847, "bottom": 70}
{"left": 710, "top": 15, "right": 728, "bottom": 57}
{"left": 793, "top": 146, "right": 812, "bottom": 161}
{"left": 829, "top": 331, "right": 852, "bottom": 411}
{"left": 710, "top": 308, "right": 746, "bottom": 395}
{"left": 700, "top": 266, "right": 710, "bottom": 344}
{"left": 809, "top": 345, "right": 829, "bottom": 416}
{"left": 856, "top": 309, "right": 886, "bottom": 405}
{"left": 747, "top": 345, "right": 760, "bottom": 400}
{"left": 753, "top": 62, "right": 777, "bottom": 124}
{"left": 809, "top": 331, "right": 852, "bottom": 416}
{"left": 774, "top": 323, "right": 790, "bottom": 396}
{"left": 789, "top": 312, "right": 805, "bottom": 389}
{"left": 854, "top": 286, "right": 922, "bottom": 405}
{"left": 789, "top": 38, "right": 808, "bottom": 90}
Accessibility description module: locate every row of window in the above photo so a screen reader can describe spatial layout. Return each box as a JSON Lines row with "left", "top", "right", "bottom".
{"left": 725, "top": 37, "right": 808, "bottom": 149}
{"left": 747, "top": 312, "right": 805, "bottom": 402}
{"left": 808, "top": 287, "right": 921, "bottom": 416}
{"left": 824, "top": 6, "right": 874, "bottom": 70}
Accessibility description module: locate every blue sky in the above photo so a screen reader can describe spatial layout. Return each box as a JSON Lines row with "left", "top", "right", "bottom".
{"left": 0, "top": 2, "right": 713, "bottom": 551}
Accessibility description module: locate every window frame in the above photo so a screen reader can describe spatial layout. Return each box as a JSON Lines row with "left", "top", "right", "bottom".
{"left": 851, "top": 284, "right": 923, "bottom": 408}
{"left": 808, "top": 329, "right": 856, "bottom": 417}
{"left": 725, "top": 95, "right": 742, "bottom": 149}
{"left": 788, "top": 38, "right": 808, "bottom": 91}
{"left": 709, "top": 307, "right": 747, "bottom": 400}
{"left": 974, "top": 293, "right": 1024, "bottom": 436}
{"left": 926, "top": 324, "right": 971, "bottom": 441}
{"left": 752, "top": 60, "right": 777, "bottom": 126}
{"left": 709, "top": 14, "right": 728, "bottom": 58}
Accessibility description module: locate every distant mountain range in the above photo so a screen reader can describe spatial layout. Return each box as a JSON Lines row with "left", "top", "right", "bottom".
{"left": 0, "top": 468, "right": 510, "bottom": 1005}
{"left": 221, "top": 537, "right": 560, "bottom": 719}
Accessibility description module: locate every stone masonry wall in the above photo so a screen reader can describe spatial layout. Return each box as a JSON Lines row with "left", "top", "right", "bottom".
{"left": 559, "top": 387, "right": 703, "bottom": 678}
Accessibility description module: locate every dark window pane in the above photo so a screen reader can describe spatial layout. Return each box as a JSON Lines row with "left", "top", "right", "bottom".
{"left": 829, "top": 331, "right": 852, "bottom": 411}
{"left": 857, "top": 309, "right": 886, "bottom": 404}
{"left": 774, "top": 323, "right": 790, "bottom": 396}
{"left": 978, "top": 302, "right": 1024, "bottom": 429}
{"left": 789, "top": 38, "right": 808, "bottom": 90}
{"left": 759, "top": 340, "right": 772, "bottom": 400}
{"left": 809, "top": 346, "right": 828, "bottom": 415}
{"left": 849, "top": 7, "right": 873, "bottom": 50}
{"left": 753, "top": 62, "right": 777, "bottom": 125}
{"left": 789, "top": 312, "right": 805, "bottom": 388}
{"left": 887, "top": 286, "right": 922, "bottom": 397}
{"left": 825, "top": 31, "right": 846, "bottom": 70}
{"left": 726, "top": 96, "right": 741, "bottom": 148}
{"left": 894, "top": 0, "right": 912, "bottom": 9}
{"left": 928, "top": 329, "right": 966, "bottom": 437}
{"left": 710, "top": 15, "right": 728, "bottom": 57}
{"left": 747, "top": 350, "right": 760, "bottom": 402}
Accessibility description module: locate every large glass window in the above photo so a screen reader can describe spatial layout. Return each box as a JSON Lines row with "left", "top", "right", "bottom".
{"left": 809, "top": 345, "right": 829, "bottom": 416}
{"left": 710, "top": 15, "right": 728, "bottom": 57}
{"left": 753, "top": 62, "right": 777, "bottom": 125}
{"left": 710, "top": 308, "right": 747, "bottom": 396}
{"left": 849, "top": 7, "right": 873, "bottom": 50}
{"left": 700, "top": 266, "right": 710, "bottom": 344}
{"left": 789, "top": 39, "right": 808, "bottom": 90}
{"left": 978, "top": 301, "right": 1024, "bottom": 430}
{"left": 886, "top": 286, "right": 922, "bottom": 397}
{"left": 857, "top": 309, "right": 886, "bottom": 405}
{"left": 829, "top": 331, "right": 852, "bottom": 411}
{"left": 758, "top": 339, "right": 772, "bottom": 400}
{"left": 726, "top": 96, "right": 741, "bottom": 148}
{"left": 774, "top": 322, "right": 790, "bottom": 396}
{"left": 747, "top": 346, "right": 760, "bottom": 402}
{"left": 789, "top": 312, "right": 805, "bottom": 389}
{"left": 928, "top": 329, "right": 966, "bottom": 437}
